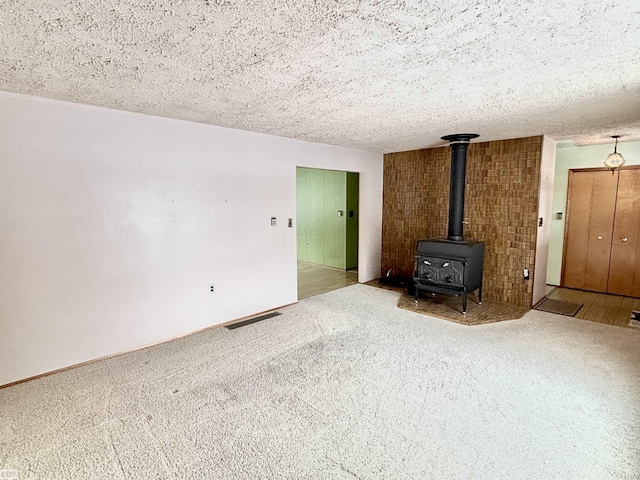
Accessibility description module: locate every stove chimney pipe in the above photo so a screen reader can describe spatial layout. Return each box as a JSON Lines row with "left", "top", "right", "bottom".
{"left": 441, "top": 133, "right": 479, "bottom": 242}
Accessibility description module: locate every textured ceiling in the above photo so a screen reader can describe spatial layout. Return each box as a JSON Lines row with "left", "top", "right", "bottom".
{"left": 1, "top": 0, "right": 640, "bottom": 152}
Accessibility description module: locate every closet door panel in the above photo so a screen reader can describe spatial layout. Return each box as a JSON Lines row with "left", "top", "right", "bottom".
{"left": 608, "top": 169, "right": 640, "bottom": 297}
{"left": 582, "top": 171, "right": 618, "bottom": 292}
{"left": 563, "top": 170, "right": 617, "bottom": 292}
{"left": 563, "top": 172, "right": 595, "bottom": 289}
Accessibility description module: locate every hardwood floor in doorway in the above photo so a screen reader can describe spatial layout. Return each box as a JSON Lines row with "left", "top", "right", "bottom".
{"left": 298, "top": 262, "right": 358, "bottom": 300}
{"left": 546, "top": 287, "right": 640, "bottom": 329}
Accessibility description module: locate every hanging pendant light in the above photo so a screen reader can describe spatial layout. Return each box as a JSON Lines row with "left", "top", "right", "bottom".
{"left": 603, "top": 135, "right": 626, "bottom": 172}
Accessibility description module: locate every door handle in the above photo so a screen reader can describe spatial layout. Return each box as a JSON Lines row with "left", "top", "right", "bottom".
{"left": 622, "top": 237, "right": 628, "bottom": 242}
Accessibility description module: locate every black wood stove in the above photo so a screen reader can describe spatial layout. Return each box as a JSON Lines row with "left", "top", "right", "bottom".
{"left": 413, "top": 134, "right": 485, "bottom": 314}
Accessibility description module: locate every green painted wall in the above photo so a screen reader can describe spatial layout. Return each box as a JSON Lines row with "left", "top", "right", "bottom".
{"left": 296, "top": 167, "right": 358, "bottom": 270}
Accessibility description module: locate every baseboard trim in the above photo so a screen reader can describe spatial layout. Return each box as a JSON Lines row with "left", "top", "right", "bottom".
{"left": 0, "top": 303, "right": 295, "bottom": 389}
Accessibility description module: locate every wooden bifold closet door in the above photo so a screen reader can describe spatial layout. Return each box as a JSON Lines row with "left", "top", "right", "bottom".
{"left": 607, "top": 169, "right": 640, "bottom": 296}
{"left": 563, "top": 167, "right": 640, "bottom": 297}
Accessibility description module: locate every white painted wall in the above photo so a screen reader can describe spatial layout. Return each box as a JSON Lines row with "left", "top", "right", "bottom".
{"left": 546, "top": 140, "right": 640, "bottom": 285}
{"left": 532, "top": 136, "right": 556, "bottom": 305}
{"left": 0, "top": 92, "right": 383, "bottom": 385}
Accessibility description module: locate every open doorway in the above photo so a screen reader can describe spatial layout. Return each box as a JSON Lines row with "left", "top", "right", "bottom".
{"left": 296, "top": 167, "right": 359, "bottom": 299}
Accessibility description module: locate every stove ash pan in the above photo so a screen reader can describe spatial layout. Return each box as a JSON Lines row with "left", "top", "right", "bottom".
{"left": 414, "top": 239, "right": 484, "bottom": 314}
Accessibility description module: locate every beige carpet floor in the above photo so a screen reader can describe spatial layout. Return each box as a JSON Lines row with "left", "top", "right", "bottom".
{"left": 1, "top": 284, "right": 639, "bottom": 479}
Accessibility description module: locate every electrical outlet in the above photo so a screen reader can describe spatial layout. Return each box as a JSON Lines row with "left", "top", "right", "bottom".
{"left": 271, "top": 217, "right": 277, "bottom": 226}
{"left": 523, "top": 269, "right": 530, "bottom": 280}
{"left": 209, "top": 284, "right": 215, "bottom": 293}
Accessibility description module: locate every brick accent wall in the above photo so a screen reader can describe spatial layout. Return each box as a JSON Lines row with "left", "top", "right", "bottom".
{"left": 382, "top": 136, "right": 543, "bottom": 307}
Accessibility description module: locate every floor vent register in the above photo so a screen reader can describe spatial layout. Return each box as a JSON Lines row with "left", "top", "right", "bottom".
{"left": 225, "top": 312, "right": 282, "bottom": 330}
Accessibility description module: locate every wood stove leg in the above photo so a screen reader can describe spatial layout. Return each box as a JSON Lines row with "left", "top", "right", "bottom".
{"left": 478, "top": 286, "right": 482, "bottom": 305}
{"left": 462, "top": 292, "right": 467, "bottom": 315}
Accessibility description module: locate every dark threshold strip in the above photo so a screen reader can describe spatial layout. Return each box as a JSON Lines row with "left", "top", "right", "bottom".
{"left": 224, "top": 311, "right": 282, "bottom": 330}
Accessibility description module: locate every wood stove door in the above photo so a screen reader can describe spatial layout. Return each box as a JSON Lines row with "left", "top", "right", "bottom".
{"left": 416, "top": 256, "right": 465, "bottom": 288}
